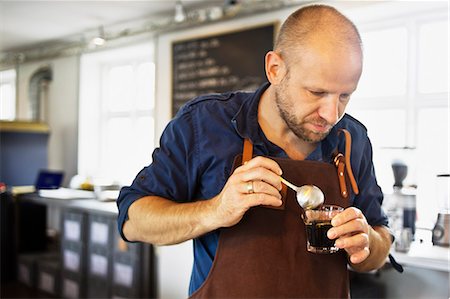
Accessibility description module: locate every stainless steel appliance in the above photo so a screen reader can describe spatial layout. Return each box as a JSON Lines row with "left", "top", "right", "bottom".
{"left": 432, "top": 174, "right": 450, "bottom": 247}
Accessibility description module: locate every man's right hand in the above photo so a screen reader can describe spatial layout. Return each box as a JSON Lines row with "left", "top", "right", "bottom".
{"left": 207, "top": 156, "right": 283, "bottom": 229}
{"left": 124, "top": 156, "right": 283, "bottom": 245}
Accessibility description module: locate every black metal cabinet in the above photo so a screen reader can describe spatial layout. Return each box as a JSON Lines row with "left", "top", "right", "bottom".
{"left": 1, "top": 191, "right": 16, "bottom": 282}
{"left": 350, "top": 265, "right": 449, "bottom": 298}
{"left": 14, "top": 193, "right": 156, "bottom": 298}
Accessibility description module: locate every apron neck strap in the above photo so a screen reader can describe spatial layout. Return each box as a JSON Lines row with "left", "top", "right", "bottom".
{"left": 336, "top": 129, "right": 359, "bottom": 195}
{"left": 242, "top": 130, "right": 359, "bottom": 197}
{"left": 241, "top": 138, "right": 287, "bottom": 210}
{"left": 242, "top": 138, "right": 253, "bottom": 164}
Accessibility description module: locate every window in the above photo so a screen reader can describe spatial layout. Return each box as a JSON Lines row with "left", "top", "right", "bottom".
{"left": 353, "top": 27, "right": 408, "bottom": 99}
{"left": 418, "top": 20, "right": 448, "bottom": 94}
{"left": 346, "top": 4, "right": 448, "bottom": 225}
{"left": 0, "top": 68, "right": 16, "bottom": 120}
{"left": 79, "top": 43, "right": 155, "bottom": 185}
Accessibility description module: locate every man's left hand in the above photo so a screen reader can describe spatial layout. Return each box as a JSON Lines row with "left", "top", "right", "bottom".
{"left": 327, "top": 207, "right": 371, "bottom": 264}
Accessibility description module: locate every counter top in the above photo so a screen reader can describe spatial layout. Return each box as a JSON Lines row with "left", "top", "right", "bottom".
{"left": 14, "top": 192, "right": 450, "bottom": 272}
{"left": 390, "top": 236, "right": 449, "bottom": 272}
{"left": 16, "top": 192, "right": 118, "bottom": 215}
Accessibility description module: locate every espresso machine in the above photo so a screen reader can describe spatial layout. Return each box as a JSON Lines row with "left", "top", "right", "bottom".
{"left": 432, "top": 174, "right": 450, "bottom": 247}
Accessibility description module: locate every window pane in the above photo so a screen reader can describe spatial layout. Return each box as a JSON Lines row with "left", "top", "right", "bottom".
{"left": 0, "top": 69, "right": 16, "bottom": 120}
{"left": 129, "top": 117, "right": 155, "bottom": 182}
{"left": 135, "top": 117, "right": 154, "bottom": 160}
{"left": 102, "top": 117, "right": 155, "bottom": 185}
{"left": 416, "top": 108, "right": 449, "bottom": 225}
{"left": 106, "top": 65, "right": 134, "bottom": 112}
{"left": 346, "top": 110, "right": 407, "bottom": 192}
{"left": 353, "top": 27, "right": 408, "bottom": 98}
{"left": 346, "top": 110, "right": 406, "bottom": 148}
{"left": 136, "top": 62, "right": 155, "bottom": 110}
{"left": 418, "top": 21, "right": 449, "bottom": 93}
{"left": 78, "top": 42, "right": 155, "bottom": 184}
{"left": 103, "top": 117, "right": 133, "bottom": 182}
{"left": 0, "top": 84, "right": 15, "bottom": 120}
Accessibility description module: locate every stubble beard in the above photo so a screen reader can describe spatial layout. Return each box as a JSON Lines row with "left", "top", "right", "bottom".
{"left": 274, "top": 87, "right": 331, "bottom": 144}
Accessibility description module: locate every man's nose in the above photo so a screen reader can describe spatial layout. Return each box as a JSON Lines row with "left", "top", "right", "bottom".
{"left": 317, "top": 96, "right": 339, "bottom": 125}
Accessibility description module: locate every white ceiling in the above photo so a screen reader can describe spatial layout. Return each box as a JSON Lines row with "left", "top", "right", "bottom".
{"left": 0, "top": 0, "right": 224, "bottom": 53}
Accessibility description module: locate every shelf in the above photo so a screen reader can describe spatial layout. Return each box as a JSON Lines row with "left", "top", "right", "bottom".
{"left": 0, "top": 120, "right": 50, "bottom": 133}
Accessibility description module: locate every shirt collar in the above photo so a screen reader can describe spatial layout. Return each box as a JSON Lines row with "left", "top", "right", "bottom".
{"left": 231, "top": 82, "right": 270, "bottom": 146}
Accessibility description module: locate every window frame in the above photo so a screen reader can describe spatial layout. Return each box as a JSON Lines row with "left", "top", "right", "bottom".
{"left": 345, "top": 3, "right": 448, "bottom": 226}
{"left": 78, "top": 42, "right": 156, "bottom": 185}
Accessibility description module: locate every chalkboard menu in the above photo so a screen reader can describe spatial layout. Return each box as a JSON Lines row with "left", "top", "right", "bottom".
{"left": 171, "top": 23, "right": 276, "bottom": 116}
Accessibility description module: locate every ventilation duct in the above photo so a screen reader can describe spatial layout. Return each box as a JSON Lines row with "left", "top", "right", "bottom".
{"left": 28, "top": 67, "right": 52, "bottom": 122}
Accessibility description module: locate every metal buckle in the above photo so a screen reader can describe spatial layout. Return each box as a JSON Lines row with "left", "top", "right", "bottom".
{"left": 333, "top": 153, "right": 344, "bottom": 167}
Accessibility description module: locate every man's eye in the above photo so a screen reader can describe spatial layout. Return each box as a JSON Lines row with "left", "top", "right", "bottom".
{"left": 310, "top": 90, "right": 325, "bottom": 97}
{"left": 340, "top": 94, "right": 351, "bottom": 101}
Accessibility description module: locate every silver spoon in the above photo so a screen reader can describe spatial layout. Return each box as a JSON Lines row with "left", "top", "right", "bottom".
{"left": 280, "top": 177, "right": 324, "bottom": 210}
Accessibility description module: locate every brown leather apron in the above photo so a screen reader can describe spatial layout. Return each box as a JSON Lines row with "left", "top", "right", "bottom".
{"left": 190, "top": 129, "right": 359, "bottom": 298}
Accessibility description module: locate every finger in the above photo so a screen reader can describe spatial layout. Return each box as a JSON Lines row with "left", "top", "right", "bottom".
{"left": 246, "top": 192, "right": 283, "bottom": 208}
{"left": 240, "top": 181, "right": 282, "bottom": 199}
{"left": 328, "top": 218, "right": 367, "bottom": 239}
{"left": 237, "top": 167, "right": 283, "bottom": 191}
{"left": 235, "top": 156, "right": 282, "bottom": 176}
{"left": 348, "top": 247, "right": 370, "bottom": 264}
{"left": 334, "top": 233, "right": 369, "bottom": 249}
{"left": 331, "top": 207, "right": 364, "bottom": 226}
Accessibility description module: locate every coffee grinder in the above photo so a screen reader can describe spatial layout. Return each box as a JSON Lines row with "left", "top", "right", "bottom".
{"left": 432, "top": 174, "right": 450, "bottom": 247}
{"left": 391, "top": 161, "right": 417, "bottom": 236}
{"left": 384, "top": 161, "right": 417, "bottom": 252}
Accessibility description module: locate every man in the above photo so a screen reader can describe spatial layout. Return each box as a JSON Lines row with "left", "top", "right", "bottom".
{"left": 117, "top": 4, "right": 392, "bottom": 298}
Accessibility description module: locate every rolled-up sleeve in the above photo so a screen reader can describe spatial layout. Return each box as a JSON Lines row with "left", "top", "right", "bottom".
{"left": 117, "top": 109, "right": 199, "bottom": 241}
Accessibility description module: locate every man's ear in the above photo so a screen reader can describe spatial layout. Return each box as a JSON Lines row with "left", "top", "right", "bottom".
{"left": 265, "top": 51, "right": 286, "bottom": 85}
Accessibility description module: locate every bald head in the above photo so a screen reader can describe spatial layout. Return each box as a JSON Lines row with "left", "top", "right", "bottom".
{"left": 274, "top": 5, "right": 362, "bottom": 63}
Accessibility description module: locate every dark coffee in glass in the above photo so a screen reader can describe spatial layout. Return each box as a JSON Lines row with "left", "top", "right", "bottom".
{"left": 303, "top": 205, "right": 343, "bottom": 254}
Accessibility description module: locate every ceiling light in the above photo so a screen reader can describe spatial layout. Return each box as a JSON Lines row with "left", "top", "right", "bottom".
{"left": 91, "top": 36, "right": 105, "bottom": 47}
{"left": 174, "top": 0, "right": 186, "bottom": 23}
{"left": 89, "top": 26, "right": 106, "bottom": 48}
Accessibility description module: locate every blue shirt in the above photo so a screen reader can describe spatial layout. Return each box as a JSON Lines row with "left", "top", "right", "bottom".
{"left": 117, "top": 83, "right": 388, "bottom": 295}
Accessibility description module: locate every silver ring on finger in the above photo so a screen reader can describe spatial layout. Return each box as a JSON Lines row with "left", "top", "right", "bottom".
{"left": 246, "top": 181, "right": 255, "bottom": 194}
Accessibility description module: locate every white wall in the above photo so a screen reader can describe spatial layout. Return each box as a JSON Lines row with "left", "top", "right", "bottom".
{"left": 16, "top": 55, "right": 79, "bottom": 187}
